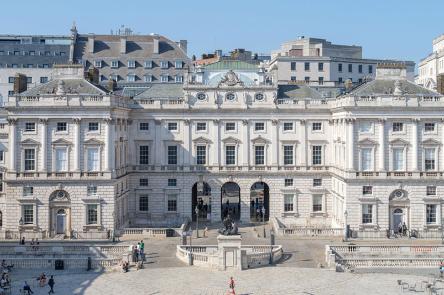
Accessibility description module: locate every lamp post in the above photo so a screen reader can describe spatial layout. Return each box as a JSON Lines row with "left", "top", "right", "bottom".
{"left": 344, "top": 210, "right": 348, "bottom": 242}
{"left": 261, "top": 207, "right": 266, "bottom": 238}
{"left": 19, "top": 217, "right": 23, "bottom": 242}
{"left": 195, "top": 206, "right": 200, "bottom": 238}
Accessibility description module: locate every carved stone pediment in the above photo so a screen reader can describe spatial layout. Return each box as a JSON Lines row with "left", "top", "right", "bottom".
{"left": 83, "top": 138, "right": 104, "bottom": 146}
{"left": 250, "top": 136, "right": 271, "bottom": 144}
{"left": 218, "top": 70, "right": 244, "bottom": 87}
{"left": 358, "top": 138, "right": 378, "bottom": 146}
{"left": 221, "top": 136, "right": 242, "bottom": 144}
{"left": 389, "top": 138, "right": 409, "bottom": 146}
{"left": 52, "top": 138, "right": 73, "bottom": 146}
{"left": 389, "top": 189, "right": 408, "bottom": 202}
{"left": 193, "top": 136, "right": 213, "bottom": 144}
{"left": 20, "top": 138, "right": 40, "bottom": 146}
{"left": 421, "top": 139, "right": 441, "bottom": 146}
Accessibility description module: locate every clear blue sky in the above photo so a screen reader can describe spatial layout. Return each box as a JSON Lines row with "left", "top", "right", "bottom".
{"left": 1, "top": 0, "right": 443, "bottom": 65}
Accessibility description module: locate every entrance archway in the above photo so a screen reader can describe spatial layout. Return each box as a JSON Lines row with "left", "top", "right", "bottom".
{"left": 221, "top": 182, "right": 240, "bottom": 221}
{"left": 192, "top": 182, "right": 211, "bottom": 222}
{"left": 389, "top": 189, "right": 409, "bottom": 232}
{"left": 49, "top": 190, "right": 71, "bottom": 237}
{"left": 56, "top": 209, "right": 67, "bottom": 234}
{"left": 250, "top": 182, "right": 269, "bottom": 222}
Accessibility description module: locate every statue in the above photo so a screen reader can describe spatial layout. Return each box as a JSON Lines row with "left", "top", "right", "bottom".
{"left": 218, "top": 214, "right": 239, "bottom": 235}
{"left": 218, "top": 70, "right": 244, "bottom": 87}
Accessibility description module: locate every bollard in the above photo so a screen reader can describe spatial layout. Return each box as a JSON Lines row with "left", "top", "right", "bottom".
{"left": 87, "top": 256, "right": 92, "bottom": 271}
{"left": 188, "top": 252, "right": 193, "bottom": 266}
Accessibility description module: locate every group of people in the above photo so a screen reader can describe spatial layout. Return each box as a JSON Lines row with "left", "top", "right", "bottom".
{"left": 22, "top": 275, "right": 55, "bottom": 294}
{"left": 0, "top": 260, "right": 12, "bottom": 294}
{"left": 122, "top": 240, "right": 145, "bottom": 271}
{"left": 19, "top": 237, "right": 40, "bottom": 252}
{"left": 397, "top": 222, "right": 409, "bottom": 236}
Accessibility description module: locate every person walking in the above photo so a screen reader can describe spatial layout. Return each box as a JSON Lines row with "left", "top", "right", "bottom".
{"left": 227, "top": 277, "right": 235, "bottom": 295}
{"left": 48, "top": 275, "right": 55, "bottom": 294}
{"left": 23, "top": 281, "right": 33, "bottom": 294}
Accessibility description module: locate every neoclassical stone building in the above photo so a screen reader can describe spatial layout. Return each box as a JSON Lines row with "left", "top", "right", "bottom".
{"left": 0, "top": 61, "right": 443, "bottom": 239}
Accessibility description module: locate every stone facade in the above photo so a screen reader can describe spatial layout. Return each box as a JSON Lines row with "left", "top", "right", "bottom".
{"left": 416, "top": 34, "right": 444, "bottom": 91}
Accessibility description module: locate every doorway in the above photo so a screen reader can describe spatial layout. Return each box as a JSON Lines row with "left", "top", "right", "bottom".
{"left": 250, "top": 182, "right": 269, "bottom": 222}
{"left": 221, "top": 182, "right": 241, "bottom": 221}
{"left": 192, "top": 182, "right": 211, "bottom": 222}
{"left": 56, "top": 209, "right": 66, "bottom": 234}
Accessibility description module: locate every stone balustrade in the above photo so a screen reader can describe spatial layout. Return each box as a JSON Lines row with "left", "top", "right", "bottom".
{"left": 333, "top": 95, "right": 444, "bottom": 108}
{"left": 272, "top": 217, "right": 342, "bottom": 237}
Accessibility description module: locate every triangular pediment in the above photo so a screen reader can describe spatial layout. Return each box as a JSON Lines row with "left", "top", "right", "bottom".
{"left": 389, "top": 138, "right": 409, "bottom": 146}
{"left": 83, "top": 138, "right": 104, "bottom": 146}
{"left": 251, "top": 136, "right": 271, "bottom": 144}
{"left": 20, "top": 138, "right": 40, "bottom": 146}
{"left": 422, "top": 138, "right": 441, "bottom": 146}
{"left": 192, "top": 136, "right": 213, "bottom": 144}
{"left": 358, "top": 138, "right": 378, "bottom": 146}
{"left": 52, "top": 138, "right": 73, "bottom": 146}
{"left": 221, "top": 136, "right": 242, "bottom": 144}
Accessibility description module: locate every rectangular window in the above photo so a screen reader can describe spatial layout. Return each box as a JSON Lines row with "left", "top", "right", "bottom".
{"left": 54, "top": 122, "right": 66, "bottom": 132}
{"left": 290, "top": 62, "right": 296, "bottom": 71}
{"left": 196, "top": 145, "right": 207, "bottom": 165}
{"left": 144, "top": 60, "right": 153, "bottom": 68}
{"left": 427, "top": 186, "right": 437, "bottom": 196}
{"left": 139, "top": 145, "right": 149, "bottom": 165}
{"left": 312, "top": 195, "right": 323, "bottom": 212}
{"left": 87, "top": 148, "right": 100, "bottom": 171}
{"left": 312, "top": 122, "right": 322, "bottom": 131}
{"left": 167, "top": 194, "right": 177, "bottom": 212}
{"left": 318, "top": 77, "right": 324, "bottom": 85}
{"left": 368, "top": 65, "right": 373, "bottom": 74}
{"left": 304, "top": 62, "right": 310, "bottom": 71}
{"left": 283, "top": 122, "right": 294, "bottom": 131}
{"left": 338, "top": 63, "right": 343, "bottom": 72}
{"left": 167, "top": 146, "right": 177, "bottom": 165}
{"left": 363, "top": 186, "right": 373, "bottom": 195}
{"left": 255, "top": 146, "right": 265, "bottom": 165}
{"left": 168, "top": 179, "right": 177, "bottom": 187}
{"left": 290, "top": 76, "right": 296, "bottom": 81}
{"left": 304, "top": 76, "right": 310, "bottom": 83}
{"left": 196, "top": 122, "right": 207, "bottom": 131}
{"left": 175, "top": 61, "right": 183, "bottom": 69}
{"left": 160, "top": 61, "right": 169, "bottom": 69}
{"left": 144, "top": 75, "right": 152, "bottom": 82}
{"left": 312, "top": 146, "right": 322, "bottom": 165}
{"left": 392, "top": 122, "right": 403, "bottom": 132}
{"left": 392, "top": 148, "right": 404, "bottom": 171}
{"left": 40, "top": 77, "right": 48, "bottom": 83}
{"left": 25, "top": 122, "right": 35, "bottom": 132}
{"left": 284, "top": 178, "right": 293, "bottom": 187}
{"left": 87, "top": 204, "right": 98, "bottom": 225}
{"left": 284, "top": 194, "right": 294, "bottom": 212}
{"left": 338, "top": 77, "right": 343, "bottom": 83}
{"left": 359, "top": 122, "right": 372, "bottom": 133}
{"left": 24, "top": 149, "right": 35, "bottom": 171}
{"left": 361, "top": 148, "right": 372, "bottom": 171}
{"left": 225, "top": 146, "right": 236, "bottom": 165}
{"left": 127, "top": 60, "right": 136, "bottom": 68}
{"left": 358, "top": 64, "right": 363, "bottom": 73}
{"left": 313, "top": 178, "right": 322, "bottom": 187}
{"left": 111, "top": 61, "right": 119, "bottom": 68}
{"left": 23, "top": 186, "right": 34, "bottom": 196}
{"left": 139, "top": 122, "right": 149, "bottom": 131}
{"left": 175, "top": 75, "right": 183, "bottom": 83}
{"left": 55, "top": 148, "right": 67, "bottom": 172}
{"left": 127, "top": 74, "right": 136, "bottom": 82}
{"left": 426, "top": 204, "right": 437, "bottom": 224}
{"left": 139, "top": 179, "right": 148, "bottom": 186}
{"left": 225, "top": 122, "right": 236, "bottom": 131}
{"left": 348, "top": 64, "right": 353, "bottom": 73}
{"left": 88, "top": 122, "right": 99, "bottom": 132}
{"left": 87, "top": 185, "right": 97, "bottom": 196}
{"left": 362, "top": 204, "right": 373, "bottom": 224}
{"left": 425, "top": 123, "right": 435, "bottom": 132}
{"left": 425, "top": 148, "right": 436, "bottom": 171}
{"left": 139, "top": 195, "right": 149, "bottom": 211}
{"left": 23, "top": 205, "right": 34, "bottom": 224}
{"left": 94, "top": 60, "right": 102, "bottom": 68}
{"left": 255, "top": 122, "right": 265, "bottom": 131}
{"left": 167, "top": 122, "right": 178, "bottom": 131}
{"left": 26, "top": 77, "right": 32, "bottom": 84}
{"left": 161, "top": 75, "right": 169, "bottom": 82}
{"left": 283, "top": 145, "right": 294, "bottom": 165}
{"left": 318, "top": 62, "right": 324, "bottom": 71}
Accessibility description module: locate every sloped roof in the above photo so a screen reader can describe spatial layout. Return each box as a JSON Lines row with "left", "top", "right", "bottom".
{"left": 125, "top": 84, "right": 183, "bottom": 100}
{"left": 277, "top": 84, "right": 324, "bottom": 100}
{"left": 348, "top": 79, "right": 440, "bottom": 96}
{"left": 19, "top": 78, "right": 108, "bottom": 96}
{"left": 203, "top": 60, "right": 259, "bottom": 71}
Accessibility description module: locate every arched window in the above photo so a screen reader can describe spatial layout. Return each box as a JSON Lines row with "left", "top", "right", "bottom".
{"left": 393, "top": 208, "right": 403, "bottom": 214}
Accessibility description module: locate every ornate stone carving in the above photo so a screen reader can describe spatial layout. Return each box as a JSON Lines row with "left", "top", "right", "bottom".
{"left": 7, "top": 118, "right": 17, "bottom": 125}
{"left": 183, "top": 119, "right": 190, "bottom": 126}
{"left": 271, "top": 119, "right": 278, "bottom": 126}
{"left": 299, "top": 119, "right": 306, "bottom": 125}
{"left": 218, "top": 70, "right": 244, "bottom": 87}
{"left": 39, "top": 118, "right": 48, "bottom": 125}
{"left": 242, "top": 120, "right": 249, "bottom": 126}
{"left": 389, "top": 189, "right": 408, "bottom": 201}
{"left": 103, "top": 118, "right": 114, "bottom": 124}
{"left": 212, "top": 119, "right": 219, "bottom": 124}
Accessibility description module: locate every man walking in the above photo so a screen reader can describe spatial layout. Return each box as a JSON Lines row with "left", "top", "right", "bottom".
{"left": 139, "top": 240, "right": 145, "bottom": 260}
{"left": 48, "top": 275, "right": 55, "bottom": 294}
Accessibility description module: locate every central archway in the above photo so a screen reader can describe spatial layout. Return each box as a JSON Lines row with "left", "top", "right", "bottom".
{"left": 250, "top": 182, "right": 269, "bottom": 222}
{"left": 221, "top": 182, "right": 241, "bottom": 221}
{"left": 192, "top": 182, "right": 211, "bottom": 222}
{"left": 49, "top": 190, "right": 71, "bottom": 237}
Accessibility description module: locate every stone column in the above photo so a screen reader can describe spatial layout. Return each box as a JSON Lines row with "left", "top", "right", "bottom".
{"left": 271, "top": 119, "right": 278, "bottom": 167}
{"left": 183, "top": 120, "right": 191, "bottom": 166}
{"left": 8, "top": 118, "right": 17, "bottom": 171}
{"left": 378, "top": 119, "right": 386, "bottom": 171}
{"left": 73, "top": 118, "right": 81, "bottom": 171}
{"left": 154, "top": 120, "right": 161, "bottom": 166}
{"left": 299, "top": 120, "right": 307, "bottom": 166}
{"left": 411, "top": 118, "right": 419, "bottom": 171}
{"left": 346, "top": 119, "right": 355, "bottom": 171}
{"left": 212, "top": 120, "right": 220, "bottom": 167}
{"left": 242, "top": 120, "right": 249, "bottom": 167}
{"left": 104, "top": 118, "right": 114, "bottom": 172}
{"left": 39, "top": 118, "right": 48, "bottom": 172}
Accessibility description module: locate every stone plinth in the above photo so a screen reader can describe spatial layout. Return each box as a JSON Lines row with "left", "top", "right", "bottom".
{"left": 217, "top": 234, "right": 242, "bottom": 271}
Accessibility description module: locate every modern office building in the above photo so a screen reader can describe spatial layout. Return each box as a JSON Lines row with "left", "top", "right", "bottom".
{"left": 269, "top": 37, "right": 415, "bottom": 86}
{"left": 416, "top": 34, "right": 444, "bottom": 92}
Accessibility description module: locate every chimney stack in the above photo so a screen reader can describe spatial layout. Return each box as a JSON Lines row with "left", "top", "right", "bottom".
{"left": 107, "top": 76, "right": 117, "bottom": 92}
{"left": 88, "top": 35, "right": 95, "bottom": 53}
{"left": 120, "top": 37, "right": 127, "bottom": 54}
{"left": 153, "top": 38, "right": 159, "bottom": 54}
{"left": 13, "top": 73, "right": 28, "bottom": 94}
{"left": 437, "top": 74, "right": 444, "bottom": 95}
{"left": 178, "top": 40, "right": 187, "bottom": 54}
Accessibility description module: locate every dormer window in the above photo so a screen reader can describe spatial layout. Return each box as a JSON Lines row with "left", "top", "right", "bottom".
{"left": 144, "top": 75, "right": 152, "bottom": 82}
{"left": 160, "top": 75, "right": 169, "bottom": 82}
{"left": 111, "top": 61, "right": 119, "bottom": 68}
{"left": 110, "top": 74, "right": 118, "bottom": 82}
{"left": 94, "top": 60, "right": 102, "bottom": 68}
{"left": 160, "top": 61, "right": 168, "bottom": 69}
{"left": 144, "top": 60, "right": 153, "bottom": 68}
{"left": 127, "top": 60, "right": 136, "bottom": 68}
{"left": 127, "top": 74, "right": 136, "bottom": 82}
{"left": 226, "top": 93, "right": 236, "bottom": 101}
{"left": 175, "top": 61, "right": 183, "bottom": 69}
{"left": 175, "top": 75, "right": 183, "bottom": 83}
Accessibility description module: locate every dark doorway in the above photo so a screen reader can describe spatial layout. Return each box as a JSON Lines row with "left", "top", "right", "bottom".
{"left": 221, "top": 182, "right": 241, "bottom": 221}
{"left": 192, "top": 182, "right": 211, "bottom": 222}
{"left": 250, "top": 182, "right": 269, "bottom": 222}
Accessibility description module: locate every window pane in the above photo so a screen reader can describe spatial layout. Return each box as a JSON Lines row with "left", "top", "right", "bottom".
{"left": 312, "top": 195, "right": 322, "bottom": 212}
{"left": 139, "top": 145, "right": 149, "bottom": 165}
{"left": 312, "top": 146, "right": 322, "bottom": 165}
{"left": 168, "top": 146, "right": 177, "bottom": 165}
{"left": 167, "top": 194, "right": 177, "bottom": 212}
{"left": 225, "top": 146, "right": 236, "bottom": 165}
{"left": 55, "top": 148, "right": 67, "bottom": 171}
{"left": 255, "top": 146, "right": 264, "bottom": 165}
{"left": 87, "top": 148, "right": 99, "bottom": 171}
{"left": 425, "top": 148, "right": 435, "bottom": 171}
{"left": 24, "top": 149, "right": 35, "bottom": 171}
{"left": 393, "top": 148, "right": 403, "bottom": 171}
{"left": 361, "top": 148, "right": 372, "bottom": 171}
{"left": 426, "top": 204, "right": 437, "bottom": 224}
{"left": 362, "top": 204, "right": 373, "bottom": 224}
{"left": 196, "top": 146, "right": 206, "bottom": 165}
{"left": 87, "top": 204, "right": 98, "bottom": 224}
{"left": 139, "top": 195, "right": 149, "bottom": 211}
{"left": 23, "top": 205, "right": 33, "bottom": 224}
{"left": 283, "top": 145, "right": 294, "bottom": 165}
{"left": 284, "top": 194, "right": 294, "bottom": 212}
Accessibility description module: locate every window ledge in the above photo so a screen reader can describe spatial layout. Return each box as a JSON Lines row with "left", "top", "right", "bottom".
{"left": 359, "top": 224, "right": 379, "bottom": 230}
{"left": 281, "top": 212, "right": 299, "bottom": 218}
{"left": 310, "top": 212, "right": 326, "bottom": 217}
{"left": 83, "top": 225, "right": 102, "bottom": 231}
{"left": 423, "top": 224, "right": 441, "bottom": 230}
